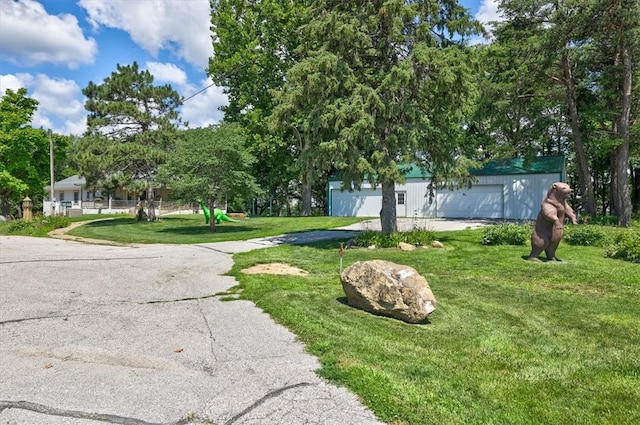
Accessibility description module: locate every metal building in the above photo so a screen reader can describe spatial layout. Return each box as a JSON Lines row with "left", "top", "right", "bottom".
{"left": 328, "top": 156, "right": 567, "bottom": 220}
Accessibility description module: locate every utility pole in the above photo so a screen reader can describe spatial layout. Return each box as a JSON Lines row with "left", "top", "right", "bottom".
{"left": 49, "top": 129, "right": 55, "bottom": 216}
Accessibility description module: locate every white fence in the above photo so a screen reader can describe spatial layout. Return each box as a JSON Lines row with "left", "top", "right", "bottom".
{"left": 43, "top": 200, "right": 200, "bottom": 216}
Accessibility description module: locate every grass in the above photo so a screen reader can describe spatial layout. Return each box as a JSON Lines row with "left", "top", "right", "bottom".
{"left": 64, "top": 214, "right": 366, "bottom": 244}
{"left": 226, "top": 229, "right": 640, "bottom": 425}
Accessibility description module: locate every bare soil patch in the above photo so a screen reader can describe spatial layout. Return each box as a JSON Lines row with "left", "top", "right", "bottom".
{"left": 241, "top": 263, "right": 309, "bottom": 276}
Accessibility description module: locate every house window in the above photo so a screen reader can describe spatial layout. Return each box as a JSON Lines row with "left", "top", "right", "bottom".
{"left": 74, "top": 191, "right": 79, "bottom": 203}
{"left": 397, "top": 192, "right": 406, "bottom": 205}
{"left": 59, "top": 192, "right": 64, "bottom": 202}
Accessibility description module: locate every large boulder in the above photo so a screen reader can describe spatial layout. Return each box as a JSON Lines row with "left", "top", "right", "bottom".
{"left": 340, "top": 260, "right": 436, "bottom": 323}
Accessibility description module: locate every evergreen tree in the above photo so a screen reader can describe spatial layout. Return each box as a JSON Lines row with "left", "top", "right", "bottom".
{"left": 273, "top": 0, "right": 482, "bottom": 233}
{"left": 82, "top": 62, "right": 183, "bottom": 221}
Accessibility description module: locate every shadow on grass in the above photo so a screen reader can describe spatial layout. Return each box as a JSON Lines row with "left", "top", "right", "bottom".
{"left": 159, "top": 225, "right": 256, "bottom": 235}
{"left": 521, "top": 255, "right": 568, "bottom": 263}
{"left": 81, "top": 217, "right": 136, "bottom": 227}
{"left": 336, "top": 296, "right": 432, "bottom": 324}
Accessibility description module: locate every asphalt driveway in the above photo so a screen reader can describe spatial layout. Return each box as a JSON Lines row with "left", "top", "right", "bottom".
{"left": 0, "top": 235, "right": 383, "bottom": 425}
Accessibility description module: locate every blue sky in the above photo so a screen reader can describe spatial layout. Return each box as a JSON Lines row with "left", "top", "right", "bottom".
{"left": 0, "top": 0, "right": 500, "bottom": 136}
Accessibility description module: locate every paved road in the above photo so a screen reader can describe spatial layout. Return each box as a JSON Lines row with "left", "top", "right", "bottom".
{"left": 0, "top": 235, "right": 383, "bottom": 425}
{"left": 0, "top": 219, "right": 491, "bottom": 424}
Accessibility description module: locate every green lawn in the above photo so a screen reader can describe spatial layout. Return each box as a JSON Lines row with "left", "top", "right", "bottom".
{"left": 66, "top": 214, "right": 366, "bottom": 244}
{"left": 226, "top": 229, "right": 640, "bottom": 425}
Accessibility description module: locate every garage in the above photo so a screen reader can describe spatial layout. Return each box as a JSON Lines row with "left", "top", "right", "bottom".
{"left": 328, "top": 156, "right": 567, "bottom": 220}
{"left": 330, "top": 188, "right": 382, "bottom": 217}
{"left": 436, "top": 185, "right": 504, "bottom": 218}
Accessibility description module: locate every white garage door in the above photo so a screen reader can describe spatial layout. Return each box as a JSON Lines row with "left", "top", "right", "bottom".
{"left": 331, "top": 189, "right": 381, "bottom": 217}
{"left": 436, "top": 185, "right": 504, "bottom": 218}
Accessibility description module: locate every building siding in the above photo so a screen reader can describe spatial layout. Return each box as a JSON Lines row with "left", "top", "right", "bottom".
{"left": 329, "top": 171, "right": 563, "bottom": 220}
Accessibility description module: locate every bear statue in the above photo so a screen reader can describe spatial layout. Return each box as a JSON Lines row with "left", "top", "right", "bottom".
{"left": 528, "top": 182, "right": 578, "bottom": 262}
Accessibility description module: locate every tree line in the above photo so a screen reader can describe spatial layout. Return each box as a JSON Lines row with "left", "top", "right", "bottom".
{"left": 1, "top": 0, "right": 637, "bottom": 232}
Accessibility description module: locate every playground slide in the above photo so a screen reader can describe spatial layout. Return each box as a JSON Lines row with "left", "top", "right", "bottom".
{"left": 198, "top": 201, "right": 238, "bottom": 224}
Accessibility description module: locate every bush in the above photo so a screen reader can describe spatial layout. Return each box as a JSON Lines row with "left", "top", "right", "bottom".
{"left": 582, "top": 215, "right": 620, "bottom": 226}
{"left": 605, "top": 229, "right": 640, "bottom": 263}
{"left": 0, "top": 216, "right": 70, "bottom": 236}
{"left": 39, "top": 215, "right": 71, "bottom": 230}
{"left": 564, "top": 226, "right": 609, "bottom": 246}
{"left": 481, "top": 222, "right": 531, "bottom": 245}
{"left": 354, "top": 229, "right": 436, "bottom": 248}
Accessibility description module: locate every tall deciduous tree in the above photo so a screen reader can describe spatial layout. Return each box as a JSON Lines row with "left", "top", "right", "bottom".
{"left": 593, "top": 0, "right": 638, "bottom": 226}
{"left": 494, "top": 0, "right": 597, "bottom": 218}
{"left": 209, "top": 0, "right": 312, "bottom": 215}
{"left": 273, "top": 0, "right": 482, "bottom": 233}
{"left": 0, "top": 88, "right": 64, "bottom": 217}
{"left": 495, "top": 0, "right": 638, "bottom": 225}
{"left": 82, "top": 62, "right": 183, "bottom": 221}
{"left": 157, "top": 124, "right": 260, "bottom": 232}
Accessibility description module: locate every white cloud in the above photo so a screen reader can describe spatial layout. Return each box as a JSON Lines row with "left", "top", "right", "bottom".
{"left": 1, "top": 71, "right": 227, "bottom": 135}
{"left": 1, "top": 73, "right": 86, "bottom": 135}
{"left": 476, "top": 0, "right": 504, "bottom": 40}
{"left": 476, "top": 0, "right": 503, "bottom": 26}
{"left": 146, "top": 62, "right": 188, "bottom": 86}
{"left": 79, "top": 0, "right": 213, "bottom": 69}
{"left": 180, "top": 78, "right": 227, "bottom": 128}
{"left": 143, "top": 63, "right": 227, "bottom": 127}
{"left": 0, "top": 0, "right": 97, "bottom": 68}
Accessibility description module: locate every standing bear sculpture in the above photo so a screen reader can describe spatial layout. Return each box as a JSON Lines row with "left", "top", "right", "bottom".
{"left": 528, "top": 182, "right": 578, "bottom": 262}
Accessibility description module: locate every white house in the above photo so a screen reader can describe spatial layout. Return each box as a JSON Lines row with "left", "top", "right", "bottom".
{"left": 328, "top": 156, "right": 567, "bottom": 220}
{"left": 43, "top": 175, "right": 172, "bottom": 216}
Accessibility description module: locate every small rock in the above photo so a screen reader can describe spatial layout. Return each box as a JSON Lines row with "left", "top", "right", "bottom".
{"left": 398, "top": 242, "right": 416, "bottom": 251}
{"left": 432, "top": 241, "right": 444, "bottom": 248}
{"left": 367, "top": 245, "right": 376, "bottom": 250}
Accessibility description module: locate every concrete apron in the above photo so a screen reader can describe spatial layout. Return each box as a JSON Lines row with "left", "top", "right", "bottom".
{"left": 0, "top": 236, "right": 382, "bottom": 425}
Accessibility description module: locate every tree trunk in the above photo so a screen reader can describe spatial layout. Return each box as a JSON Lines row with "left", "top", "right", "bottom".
{"left": 209, "top": 197, "right": 217, "bottom": 233}
{"left": 301, "top": 169, "right": 312, "bottom": 216}
{"left": 380, "top": 182, "right": 397, "bottom": 234}
{"left": 146, "top": 186, "right": 157, "bottom": 221}
{"left": 611, "top": 42, "right": 633, "bottom": 227}
{"left": 295, "top": 127, "right": 312, "bottom": 217}
{"left": 0, "top": 193, "right": 10, "bottom": 217}
{"left": 561, "top": 51, "right": 596, "bottom": 218}
{"left": 632, "top": 166, "right": 640, "bottom": 213}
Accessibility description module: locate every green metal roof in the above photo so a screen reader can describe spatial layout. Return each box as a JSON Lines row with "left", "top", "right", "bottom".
{"left": 471, "top": 155, "right": 565, "bottom": 176}
{"left": 329, "top": 156, "right": 565, "bottom": 181}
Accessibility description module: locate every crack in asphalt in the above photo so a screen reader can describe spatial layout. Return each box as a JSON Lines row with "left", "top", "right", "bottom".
{"left": 141, "top": 293, "right": 226, "bottom": 304}
{"left": 0, "top": 400, "right": 168, "bottom": 424}
{"left": 0, "top": 314, "right": 83, "bottom": 326}
{"left": 0, "top": 383, "right": 314, "bottom": 425}
{"left": 197, "top": 300, "right": 218, "bottom": 363}
{"left": 0, "top": 256, "right": 160, "bottom": 264}
{"left": 224, "top": 382, "right": 314, "bottom": 425}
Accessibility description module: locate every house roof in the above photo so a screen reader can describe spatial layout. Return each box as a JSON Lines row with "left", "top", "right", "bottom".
{"left": 44, "top": 175, "right": 86, "bottom": 191}
{"left": 471, "top": 155, "right": 565, "bottom": 176}
{"left": 329, "top": 156, "right": 565, "bottom": 181}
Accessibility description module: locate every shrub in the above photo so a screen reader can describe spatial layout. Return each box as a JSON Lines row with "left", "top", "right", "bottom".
{"left": 564, "top": 226, "right": 609, "bottom": 246}
{"left": 582, "top": 215, "right": 620, "bottom": 226}
{"left": 481, "top": 222, "right": 531, "bottom": 245}
{"left": 605, "top": 229, "right": 640, "bottom": 263}
{"left": 39, "top": 215, "right": 70, "bottom": 229}
{"left": 0, "top": 216, "right": 70, "bottom": 236}
{"left": 354, "top": 229, "right": 436, "bottom": 248}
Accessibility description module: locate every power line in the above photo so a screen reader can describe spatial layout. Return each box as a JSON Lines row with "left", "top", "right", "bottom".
{"left": 181, "top": 82, "right": 216, "bottom": 103}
